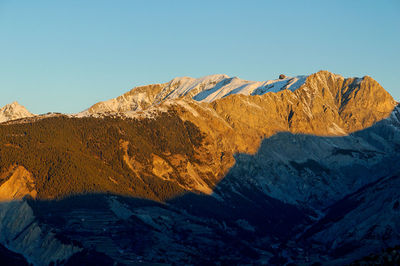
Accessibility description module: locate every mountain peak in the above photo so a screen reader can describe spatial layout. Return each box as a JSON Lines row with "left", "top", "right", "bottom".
{"left": 82, "top": 70, "right": 396, "bottom": 130}
{"left": 5, "top": 101, "right": 21, "bottom": 107}
{"left": 0, "top": 101, "right": 35, "bottom": 123}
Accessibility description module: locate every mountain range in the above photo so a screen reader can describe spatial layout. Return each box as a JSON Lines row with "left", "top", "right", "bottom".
{"left": 0, "top": 70, "right": 399, "bottom": 265}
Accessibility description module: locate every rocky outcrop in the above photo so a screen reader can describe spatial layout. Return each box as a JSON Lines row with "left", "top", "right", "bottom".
{"left": 0, "top": 166, "right": 37, "bottom": 201}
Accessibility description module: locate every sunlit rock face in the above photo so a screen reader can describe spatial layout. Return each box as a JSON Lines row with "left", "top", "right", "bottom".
{"left": 0, "top": 166, "right": 37, "bottom": 201}
{"left": 0, "top": 71, "right": 399, "bottom": 265}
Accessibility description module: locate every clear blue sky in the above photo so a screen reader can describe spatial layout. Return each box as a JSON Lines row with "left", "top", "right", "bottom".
{"left": 1, "top": 0, "right": 399, "bottom": 114}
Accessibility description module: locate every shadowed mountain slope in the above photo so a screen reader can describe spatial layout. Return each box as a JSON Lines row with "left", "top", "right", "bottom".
{"left": 4, "top": 110, "right": 398, "bottom": 265}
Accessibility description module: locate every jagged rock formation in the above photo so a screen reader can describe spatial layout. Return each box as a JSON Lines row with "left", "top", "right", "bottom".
{"left": 0, "top": 102, "right": 34, "bottom": 123}
{"left": 0, "top": 70, "right": 399, "bottom": 265}
{"left": 296, "top": 71, "right": 396, "bottom": 132}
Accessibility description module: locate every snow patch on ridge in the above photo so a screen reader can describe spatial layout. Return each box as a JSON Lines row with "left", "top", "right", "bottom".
{"left": 193, "top": 75, "right": 308, "bottom": 102}
{"left": 165, "top": 74, "right": 229, "bottom": 100}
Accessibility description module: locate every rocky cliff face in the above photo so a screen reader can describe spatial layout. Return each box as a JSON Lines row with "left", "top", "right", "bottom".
{"left": 294, "top": 71, "right": 396, "bottom": 133}
{"left": 0, "top": 70, "right": 399, "bottom": 265}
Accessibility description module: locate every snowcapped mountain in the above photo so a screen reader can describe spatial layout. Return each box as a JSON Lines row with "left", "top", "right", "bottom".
{"left": 0, "top": 102, "right": 34, "bottom": 123}
{"left": 81, "top": 73, "right": 308, "bottom": 115}
{"left": 81, "top": 70, "right": 397, "bottom": 138}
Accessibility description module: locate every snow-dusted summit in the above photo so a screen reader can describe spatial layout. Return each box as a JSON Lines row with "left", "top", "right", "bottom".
{"left": 82, "top": 74, "right": 307, "bottom": 115}
{"left": 0, "top": 102, "right": 35, "bottom": 123}
{"left": 164, "top": 74, "right": 306, "bottom": 101}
